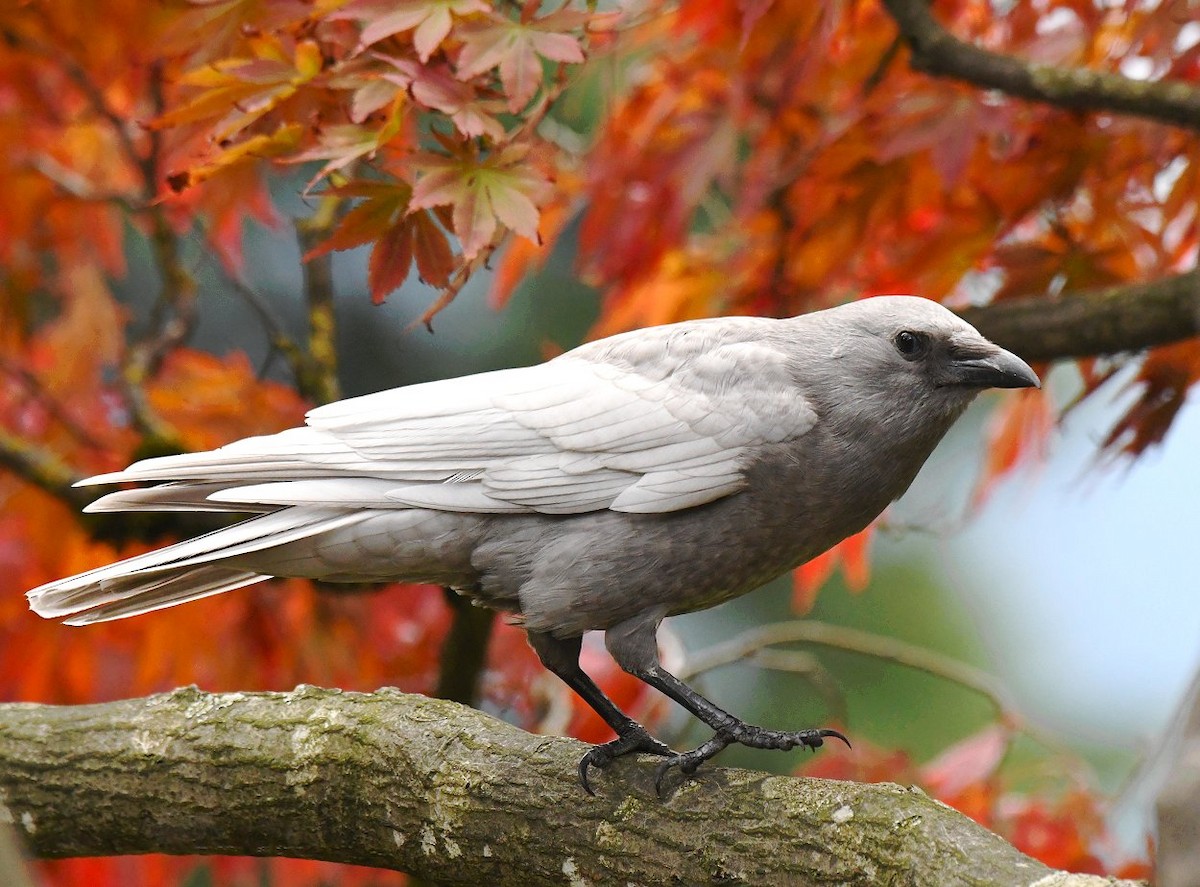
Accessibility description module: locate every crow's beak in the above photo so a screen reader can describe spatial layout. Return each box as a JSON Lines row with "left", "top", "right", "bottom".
{"left": 949, "top": 346, "right": 1040, "bottom": 390}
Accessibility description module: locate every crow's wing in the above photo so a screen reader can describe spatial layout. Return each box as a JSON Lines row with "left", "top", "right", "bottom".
{"left": 83, "top": 320, "right": 816, "bottom": 516}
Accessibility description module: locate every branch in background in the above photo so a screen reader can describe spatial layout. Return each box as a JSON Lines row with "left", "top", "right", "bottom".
{"left": 119, "top": 208, "right": 195, "bottom": 452}
{"left": 118, "top": 63, "right": 191, "bottom": 453}
{"left": 435, "top": 589, "right": 497, "bottom": 707}
{"left": 0, "top": 25, "right": 143, "bottom": 173}
{"left": 6, "top": 32, "right": 185, "bottom": 453}
{"left": 0, "top": 821, "right": 36, "bottom": 887}
{"left": 680, "top": 621, "right": 1013, "bottom": 711}
{"left": 218, "top": 266, "right": 325, "bottom": 391}
{"left": 960, "top": 270, "right": 1200, "bottom": 362}
{"left": 0, "top": 429, "right": 89, "bottom": 511}
{"left": 678, "top": 620, "right": 1078, "bottom": 761}
{"left": 880, "top": 0, "right": 1200, "bottom": 132}
{"left": 0, "top": 686, "right": 1137, "bottom": 887}
{"left": 680, "top": 631, "right": 849, "bottom": 727}
{"left": 295, "top": 198, "right": 344, "bottom": 406}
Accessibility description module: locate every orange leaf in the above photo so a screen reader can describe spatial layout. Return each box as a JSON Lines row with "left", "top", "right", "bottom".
{"left": 791, "top": 524, "right": 875, "bottom": 612}
{"left": 367, "top": 219, "right": 415, "bottom": 303}
{"left": 303, "top": 183, "right": 411, "bottom": 260}
{"left": 972, "top": 389, "right": 1052, "bottom": 505}
{"left": 410, "top": 210, "right": 454, "bottom": 288}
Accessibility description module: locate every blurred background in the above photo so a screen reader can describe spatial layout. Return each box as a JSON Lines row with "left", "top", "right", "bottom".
{"left": 4, "top": 0, "right": 1199, "bottom": 883}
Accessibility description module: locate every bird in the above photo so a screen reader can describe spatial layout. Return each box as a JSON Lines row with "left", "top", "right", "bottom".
{"left": 26, "top": 295, "right": 1039, "bottom": 793}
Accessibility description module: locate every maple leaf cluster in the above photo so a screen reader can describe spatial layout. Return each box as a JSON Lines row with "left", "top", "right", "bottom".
{"left": 150, "top": 0, "right": 602, "bottom": 312}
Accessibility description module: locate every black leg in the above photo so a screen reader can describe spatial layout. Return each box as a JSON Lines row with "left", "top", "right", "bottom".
{"left": 526, "top": 631, "right": 676, "bottom": 794}
{"left": 603, "top": 613, "right": 849, "bottom": 795}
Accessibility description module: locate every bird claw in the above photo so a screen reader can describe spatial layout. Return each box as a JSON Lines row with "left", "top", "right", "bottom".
{"left": 578, "top": 727, "right": 676, "bottom": 796}
{"left": 654, "top": 724, "right": 850, "bottom": 797}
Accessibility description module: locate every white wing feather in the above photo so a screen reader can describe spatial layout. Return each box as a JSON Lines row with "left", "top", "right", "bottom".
{"left": 80, "top": 321, "right": 817, "bottom": 516}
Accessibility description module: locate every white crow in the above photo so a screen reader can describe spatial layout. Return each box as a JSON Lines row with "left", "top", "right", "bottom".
{"left": 27, "top": 295, "right": 1039, "bottom": 792}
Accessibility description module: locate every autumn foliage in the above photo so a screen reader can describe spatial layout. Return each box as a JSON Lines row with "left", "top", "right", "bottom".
{"left": 2, "top": 0, "right": 1196, "bottom": 881}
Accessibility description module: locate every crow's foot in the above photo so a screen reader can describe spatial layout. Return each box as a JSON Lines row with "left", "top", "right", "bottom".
{"left": 654, "top": 723, "right": 849, "bottom": 796}
{"left": 579, "top": 726, "right": 676, "bottom": 795}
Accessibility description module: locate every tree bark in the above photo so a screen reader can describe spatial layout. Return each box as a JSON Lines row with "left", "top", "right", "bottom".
{"left": 959, "top": 270, "right": 1200, "bottom": 362}
{"left": 880, "top": 0, "right": 1200, "bottom": 132}
{"left": 0, "top": 686, "right": 1140, "bottom": 886}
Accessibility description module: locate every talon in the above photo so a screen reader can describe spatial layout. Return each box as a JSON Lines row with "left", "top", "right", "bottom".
{"left": 575, "top": 726, "right": 676, "bottom": 795}
{"left": 579, "top": 755, "right": 598, "bottom": 796}
{"left": 654, "top": 757, "right": 678, "bottom": 798}
{"left": 817, "top": 728, "right": 851, "bottom": 749}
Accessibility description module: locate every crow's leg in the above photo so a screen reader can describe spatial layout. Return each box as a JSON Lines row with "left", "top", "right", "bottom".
{"left": 604, "top": 612, "right": 849, "bottom": 795}
{"left": 526, "top": 630, "right": 676, "bottom": 794}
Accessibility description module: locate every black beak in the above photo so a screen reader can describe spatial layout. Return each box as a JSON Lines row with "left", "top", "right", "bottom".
{"left": 949, "top": 346, "right": 1040, "bottom": 390}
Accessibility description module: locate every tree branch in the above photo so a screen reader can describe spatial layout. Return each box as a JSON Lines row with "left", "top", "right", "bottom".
{"left": 0, "top": 429, "right": 90, "bottom": 511}
{"left": 880, "top": 0, "right": 1200, "bottom": 132}
{"left": 678, "top": 621, "right": 1084, "bottom": 765}
{"left": 295, "top": 198, "right": 344, "bottom": 406}
{"left": 0, "top": 820, "right": 36, "bottom": 887}
{"left": 120, "top": 62, "right": 191, "bottom": 452}
{"left": 0, "top": 686, "right": 1137, "bottom": 886}
{"left": 435, "top": 589, "right": 496, "bottom": 707}
{"left": 959, "top": 270, "right": 1200, "bottom": 361}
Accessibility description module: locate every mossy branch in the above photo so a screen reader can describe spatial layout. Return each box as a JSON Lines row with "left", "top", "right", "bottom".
{"left": 0, "top": 686, "right": 1141, "bottom": 886}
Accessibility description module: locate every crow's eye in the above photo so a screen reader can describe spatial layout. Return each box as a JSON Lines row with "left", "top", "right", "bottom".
{"left": 893, "top": 330, "right": 930, "bottom": 360}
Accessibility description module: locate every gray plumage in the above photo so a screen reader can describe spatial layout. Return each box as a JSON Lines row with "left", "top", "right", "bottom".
{"left": 27, "top": 295, "right": 1039, "bottom": 789}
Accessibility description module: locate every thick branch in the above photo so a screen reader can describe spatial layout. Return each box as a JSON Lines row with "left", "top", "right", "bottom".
{"left": 959, "top": 270, "right": 1200, "bottom": 361}
{"left": 0, "top": 823, "right": 34, "bottom": 887}
{"left": 881, "top": 0, "right": 1200, "bottom": 131}
{"left": 0, "top": 686, "right": 1134, "bottom": 886}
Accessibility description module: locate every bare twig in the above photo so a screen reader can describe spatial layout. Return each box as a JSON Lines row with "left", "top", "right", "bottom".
{"left": 409, "top": 247, "right": 494, "bottom": 333}
{"left": 214, "top": 261, "right": 321, "bottom": 387}
{"left": 727, "top": 647, "right": 849, "bottom": 727}
{"left": 679, "top": 621, "right": 1012, "bottom": 710}
{"left": 678, "top": 620, "right": 1074, "bottom": 759}
{"left": 881, "top": 0, "right": 1200, "bottom": 132}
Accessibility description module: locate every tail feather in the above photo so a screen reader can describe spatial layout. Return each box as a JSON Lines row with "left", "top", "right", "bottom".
{"left": 83, "top": 481, "right": 275, "bottom": 514}
{"left": 62, "top": 568, "right": 271, "bottom": 625}
{"left": 28, "top": 507, "right": 368, "bottom": 623}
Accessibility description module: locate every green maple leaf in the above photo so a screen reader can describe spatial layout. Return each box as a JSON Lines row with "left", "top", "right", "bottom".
{"left": 410, "top": 145, "right": 553, "bottom": 258}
